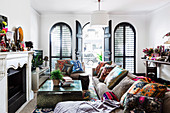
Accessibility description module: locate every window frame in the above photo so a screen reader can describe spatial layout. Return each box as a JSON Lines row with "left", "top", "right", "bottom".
{"left": 114, "top": 22, "right": 136, "bottom": 74}
{"left": 49, "top": 22, "right": 72, "bottom": 70}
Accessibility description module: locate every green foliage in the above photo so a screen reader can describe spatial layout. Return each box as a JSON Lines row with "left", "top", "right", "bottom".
{"left": 97, "top": 53, "right": 102, "bottom": 61}
{"left": 32, "top": 55, "right": 43, "bottom": 67}
{"left": 50, "top": 69, "right": 64, "bottom": 80}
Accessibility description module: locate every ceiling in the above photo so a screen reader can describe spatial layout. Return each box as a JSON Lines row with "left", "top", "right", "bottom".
{"left": 31, "top": 0, "right": 170, "bottom": 15}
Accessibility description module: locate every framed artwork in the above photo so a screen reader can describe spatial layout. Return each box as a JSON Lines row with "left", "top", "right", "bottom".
{"left": 0, "top": 15, "right": 8, "bottom": 34}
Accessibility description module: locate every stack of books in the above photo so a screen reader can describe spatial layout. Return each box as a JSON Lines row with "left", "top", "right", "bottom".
{"left": 61, "top": 77, "right": 74, "bottom": 86}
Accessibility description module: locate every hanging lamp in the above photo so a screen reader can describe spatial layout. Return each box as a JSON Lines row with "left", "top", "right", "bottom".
{"left": 91, "top": 0, "right": 109, "bottom": 27}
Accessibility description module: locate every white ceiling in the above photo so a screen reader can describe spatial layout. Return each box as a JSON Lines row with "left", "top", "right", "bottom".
{"left": 31, "top": 0, "right": 170, "bottom": 15}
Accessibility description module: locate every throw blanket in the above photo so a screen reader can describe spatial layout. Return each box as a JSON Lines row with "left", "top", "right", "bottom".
{"left": 54, "top": 100, "right": 120, "bottom": 113}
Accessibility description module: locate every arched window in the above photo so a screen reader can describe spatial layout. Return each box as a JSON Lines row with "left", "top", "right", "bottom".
{"left": 50, "top": 22, "right": 72, "bottom": 70}
{"left": 114, "top": 22, "right": 136, "bottom": 73}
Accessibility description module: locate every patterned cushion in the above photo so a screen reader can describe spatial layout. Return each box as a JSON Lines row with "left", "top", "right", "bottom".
{"left": 95, "top": 61, "right": 112, "bottom": 75}
{"left": 97, "top": 67, "right": 104, "bottom": 78}
{"left": 99, "top": 66, "right": 114, "bottom": 82}
{"left": 57, "top": 60, "right": 71, "bottom": 71}
{"left": 132, "top": 76, "right": 155, "bottom": 83}
{"left": 102, "top": 92, "right": 119, "bottom": 102}
{"left": 120, "top": 79, "right": 148, "bottom": 105}
{"left": 137, "top": 83, "right": 167, "bottom": 98}
{"left": 62, "top": 63, "right": 74, "bottom": 76}
{"left": 111, "top": 76, "right": 135, "bottom": 100}
{"left": 123, "top": 93, "right": 163, "bottom": 113}
{"left": 70, "top": 60, "right": 84, "bottom": 73}
{"left": 104, "top": 66, "right": 128, "bottom": 90}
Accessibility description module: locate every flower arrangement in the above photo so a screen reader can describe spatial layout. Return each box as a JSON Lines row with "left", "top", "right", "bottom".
{"left": 143, "top": 48, "right": 153, "bottom": 56}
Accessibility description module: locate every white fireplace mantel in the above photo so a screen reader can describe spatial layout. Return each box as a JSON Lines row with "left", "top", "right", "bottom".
{"left": 0, "top": 51, "right": 34, "bottom": 113}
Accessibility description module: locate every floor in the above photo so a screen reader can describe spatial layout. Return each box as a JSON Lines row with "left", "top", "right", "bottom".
{"left": 20, "top": 67, "right": 94, "bottom": 113}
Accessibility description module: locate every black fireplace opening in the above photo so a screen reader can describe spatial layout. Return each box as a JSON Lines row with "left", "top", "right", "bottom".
{"left": 8, "top": 64, "right": 26, "bottom": 113}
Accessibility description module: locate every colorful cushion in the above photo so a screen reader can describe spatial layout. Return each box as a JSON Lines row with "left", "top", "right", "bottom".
{"left": 120, "top": 79, "right": 148, "bottom": 105}
{"left": 102, "top": 92, "right": 119, "bottom": 102}
{"left": 97, "top": 67, "right": 104, "bottom": 78}
{"left": 95, "top": 61, "right": 112, "bottom": 75}
{"left": 57, "top": 59, "right": 71, "bottom": 71}
{"left": 62, "top": 63, "right": 74, "bottom": 76}
{"left": 123, "top": 93, "right": 163, "bottom": 113}
{"left": 137, "top": 83, "right": 167, "bottom": 98}
{"left": 104, "top": 66, "right": 128, "bottom": 90}
{"left": 99, "top": 66, "right": 114, "bottom": 82}
{"left": 70, "top": 60, "right": 84, "bottom": 73}
{"left": 132, "top": 76, "right": 155, "bottom": 83}
{"left": 111, "top": 76, "right": 135, "bottom": 100}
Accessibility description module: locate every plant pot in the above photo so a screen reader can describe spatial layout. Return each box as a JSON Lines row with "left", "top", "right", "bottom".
{"left": 53, "top": 79, "right": 60, "bottom": 86}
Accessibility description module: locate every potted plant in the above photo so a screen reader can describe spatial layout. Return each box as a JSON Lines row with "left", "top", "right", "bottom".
{"left": 50, "top": 69, "right": 64, "bottom": 86}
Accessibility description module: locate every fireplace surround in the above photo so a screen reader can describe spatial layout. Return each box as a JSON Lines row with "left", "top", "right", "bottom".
{"left": 0, "top": 51, "right": 34, "bottom": 113}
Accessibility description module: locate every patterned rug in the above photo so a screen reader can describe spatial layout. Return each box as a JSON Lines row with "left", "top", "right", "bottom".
{"left": 32, "top": 84, "right": 98, "bottom": 113}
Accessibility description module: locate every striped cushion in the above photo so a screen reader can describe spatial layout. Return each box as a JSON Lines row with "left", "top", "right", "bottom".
{"left": 102, "top": 92, "right": 119, "bottom": 102}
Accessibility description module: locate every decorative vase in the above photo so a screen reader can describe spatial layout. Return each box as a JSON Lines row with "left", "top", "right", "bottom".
{"left": 53, "top": 79, "right": 60, "bottom": 86}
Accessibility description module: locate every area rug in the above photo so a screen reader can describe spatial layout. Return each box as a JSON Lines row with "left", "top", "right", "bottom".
{"left": 32, "top": 84, "right": 98, "bottom": 113}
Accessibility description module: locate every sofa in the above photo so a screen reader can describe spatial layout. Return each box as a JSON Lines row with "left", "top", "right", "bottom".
{"left": 55, "top": 60, "right": 85, "bottom": 80}
{"left": 92, "top": 62, "right": 170, "bottom": 113}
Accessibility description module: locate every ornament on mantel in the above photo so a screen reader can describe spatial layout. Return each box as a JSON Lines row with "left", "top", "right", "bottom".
{"left": 163, "top": 32, "right": 170, "bottom": 44}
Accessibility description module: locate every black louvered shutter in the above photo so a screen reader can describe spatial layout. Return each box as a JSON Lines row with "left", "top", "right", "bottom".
{"left": 114, "top": 22, "right": 136, "bottom": 73}
{"left": 75, "top": 20, "right": 83, "bottom": 61}
{"left": 104, "top": 20, "right": 112, "bottom": 61}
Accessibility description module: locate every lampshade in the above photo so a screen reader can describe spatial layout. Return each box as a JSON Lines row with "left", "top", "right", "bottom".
{"left": 91, "top": 10, "right": 109, "bottom": 27}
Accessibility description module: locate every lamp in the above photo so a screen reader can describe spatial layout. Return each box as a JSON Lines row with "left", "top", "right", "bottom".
{"left": 91, "top": 0, "right": 109, "bottom": 27}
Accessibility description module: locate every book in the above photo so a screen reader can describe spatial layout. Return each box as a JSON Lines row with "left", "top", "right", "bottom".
{"left": 61, "top": 77, "right": 74, "bottom": 87}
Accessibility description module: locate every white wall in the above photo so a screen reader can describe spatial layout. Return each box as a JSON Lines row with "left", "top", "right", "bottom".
{"left": 0, "top": 0, "right": 31, "bottom": 41}
{"left": 146, "top": 3, "right": 170, "bottom": 80}
{"left": 30, "top": 8, "right": 41, "bottom": 49}
{"left": 40, "top": 13, "right": 147, "bottom": 73}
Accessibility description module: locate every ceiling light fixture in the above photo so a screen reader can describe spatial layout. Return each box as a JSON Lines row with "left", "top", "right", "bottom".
{"left": 91, "top": 0, "right": 109, "bottom": 27}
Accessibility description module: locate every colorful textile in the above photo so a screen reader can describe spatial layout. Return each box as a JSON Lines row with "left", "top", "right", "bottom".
{"left": 70, "top": 60, "right": 84, "bottom": 73}
{"left": 57, "top": 60, "right": 71, "bottom": 71}
{"left": 123, "top": 93, "right": 163, "bottom": 113}
{"left": 104, "top": 66, "right": 128, "bottom": 90}
{"left": 137, "top": 83, "right": 167, "bottom": 98}
{"left": 99, "top": 66, "right": 114, "bottom": 82}
{"left": 120, "top": 79, "right": 148, "bottom": 105}
{"left": 62, "top": 63, "right": 74, "bottom": 76}
{"left": 95, "top": 61, "right": 112, "bottom": 75}
{"left": 97, "top": 67, "right": 104, "bottom": 78}
{"left": 132, "top": 76, "right": 155, "bottom": 83}
{"left": 102, "top": 92, "right": 119, "bottom": 102}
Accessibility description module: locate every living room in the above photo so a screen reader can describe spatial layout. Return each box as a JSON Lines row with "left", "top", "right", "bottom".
{"left": 0, "top": 0, "right": 170, "bottom": 113}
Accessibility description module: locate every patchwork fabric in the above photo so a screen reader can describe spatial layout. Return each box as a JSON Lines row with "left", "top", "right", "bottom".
{"left": 95, "top": 61, "right": 112, "bottom": 75}
{"left": 132, "top": 76, "right": 155, "bottom": 83}
{"left": 137, "top": 83, "right": 167, "bottom": 98}
{"left": 70, "top": 60, "right": 84, "bottom": 73}
{"left": 102, "top": 92, "right": 119, "bottom": 102}
{"left": 120, "top": 79, "right": 148, "bottom": 105}
{"left": 123, "top": 93, "right": 163, "bottom": 113}
{"left": 99, "top": 66, "right": 114, "bottom": 82}
{"left": 104, "top": 66, "right": 128, "bottom": 90}
{"left": 57, "top": 60, "right": 71, "bottom": 71}
{"left": 62, "top": 63, "right": 74, "bottom": 76}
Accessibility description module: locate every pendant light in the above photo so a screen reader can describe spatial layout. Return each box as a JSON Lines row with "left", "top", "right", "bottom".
{"left": 91, "top": 0, "right": 109, "bottom": 27}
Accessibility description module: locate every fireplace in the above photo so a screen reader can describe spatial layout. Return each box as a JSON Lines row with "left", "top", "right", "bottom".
{"left": 8, "top": 64, "right": 27, "bottom": 113}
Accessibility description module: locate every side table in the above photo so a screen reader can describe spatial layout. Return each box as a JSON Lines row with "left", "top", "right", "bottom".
{"left": 79, "top": 73, "right": 89, "bottom": 90}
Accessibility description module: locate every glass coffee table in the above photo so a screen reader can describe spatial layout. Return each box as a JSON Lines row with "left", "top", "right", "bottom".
{"left": 37, "top": 80, "right": 83, "bottom": 108}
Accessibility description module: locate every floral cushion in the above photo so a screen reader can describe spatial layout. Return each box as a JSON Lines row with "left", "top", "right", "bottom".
{"left": 57, "top": 59, "right": 71, "bottom": 71}
{"left": 70, "top": 60, "right": 84, "bottom": 73}
{"left": 102, "top": 92, "right": 119, "bottom": 102}
{"left": 95, "top": 61, "right": 112, "bottom": 75}
{"left": 104, "top": 66, "right": 128, "bottom": 90}
{"left": 99, "top": 66, "right": 114, "bottom": 82}
{"left": 120, "top": 79, "right": 148, "bottom": 105}
{"left": 137, "top": 83, "right": 167, "bottom": 98}
{"left": 123, "top": 93, "right": 163, "bottom": 113}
